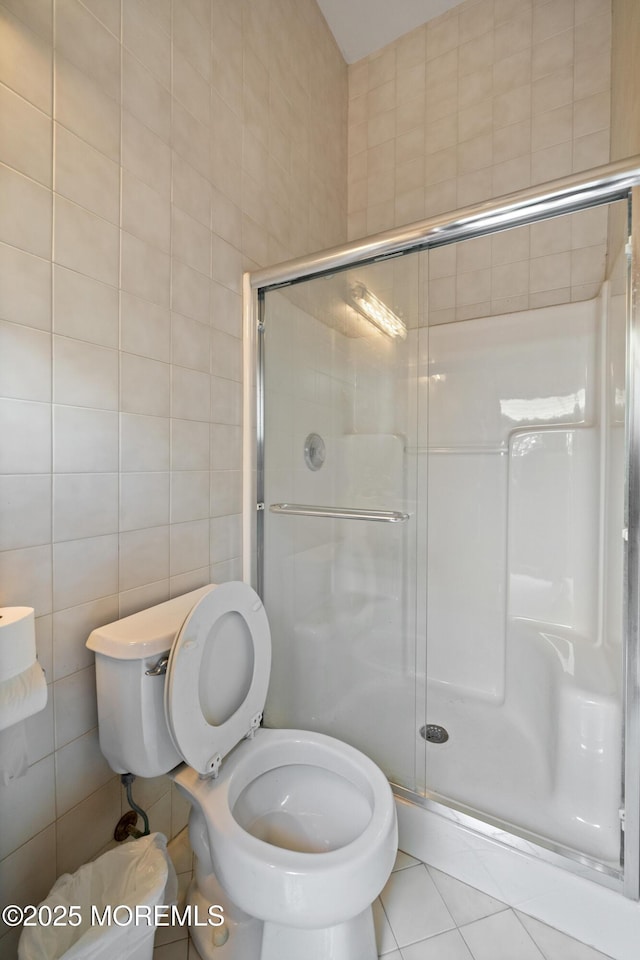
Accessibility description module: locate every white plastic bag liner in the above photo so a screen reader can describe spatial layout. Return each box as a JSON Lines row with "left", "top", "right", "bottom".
{"left": 18, "top": 833, "right": 177, "bottom": 960}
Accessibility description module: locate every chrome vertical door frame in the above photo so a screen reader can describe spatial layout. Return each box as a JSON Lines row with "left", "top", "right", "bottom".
{"left": 243, "top": 157, "right": 640, "bottom": 898}
{"left": 242, "top": 272, "right": 260, "bottom": 587}
{"left": 624, "top": 187, "right": 640, "bottom": 899}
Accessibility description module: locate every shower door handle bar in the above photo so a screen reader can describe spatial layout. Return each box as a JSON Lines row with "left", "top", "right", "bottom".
{"left": 269, "top": 503, "right": 409, "bottom": 523}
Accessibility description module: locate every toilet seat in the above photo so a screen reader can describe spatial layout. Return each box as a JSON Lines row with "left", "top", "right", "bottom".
{"left": 164, "top": 582, "right": 271, "bottom": 777}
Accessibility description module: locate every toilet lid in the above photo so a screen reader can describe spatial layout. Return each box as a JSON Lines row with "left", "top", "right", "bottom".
{"left": 164, "top": 582, "right": 271, "bottom": 777}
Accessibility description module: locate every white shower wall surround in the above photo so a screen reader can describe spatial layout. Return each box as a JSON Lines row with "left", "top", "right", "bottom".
{"left": 420, "top": 294, "right": 623, "bottom": 864}
{"left": 261, "top": 284, "right": 624, "bottom": 866}
{"left": 424, "top": 301, "right": 602, "bottom": 695}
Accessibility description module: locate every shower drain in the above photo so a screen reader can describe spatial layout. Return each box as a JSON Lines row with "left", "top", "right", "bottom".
{"left": 420, "top": 724, "right": 449, "bottom": 744}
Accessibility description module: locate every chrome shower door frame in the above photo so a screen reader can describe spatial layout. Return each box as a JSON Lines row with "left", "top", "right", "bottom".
{"left": 243, "top": 156, "right": 640, "bottom": 899}
{"left": 625, "top": 184, "right": 640, "bottom": 899}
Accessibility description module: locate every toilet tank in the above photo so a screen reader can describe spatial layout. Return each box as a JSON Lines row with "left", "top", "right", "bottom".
{"left": 87, "top": 585, "right": 215, "bottom": 778}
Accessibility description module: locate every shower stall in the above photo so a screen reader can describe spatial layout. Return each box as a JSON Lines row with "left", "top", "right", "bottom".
{"left": 243, "top": 159, "right": 640, "bottom": 904}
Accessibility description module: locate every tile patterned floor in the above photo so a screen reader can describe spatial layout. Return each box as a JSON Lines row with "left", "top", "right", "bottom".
{"left": 154, "top": 837, "right": 614, "bottom": 960}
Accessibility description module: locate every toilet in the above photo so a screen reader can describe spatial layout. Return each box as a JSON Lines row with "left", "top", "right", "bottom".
{"left": 87, "top": 582, "right": 398, "bottom": 960}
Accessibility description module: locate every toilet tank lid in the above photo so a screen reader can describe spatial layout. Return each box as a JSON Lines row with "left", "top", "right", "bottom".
{"left": 86, "top": 585, "right": 216, "bottom": 660}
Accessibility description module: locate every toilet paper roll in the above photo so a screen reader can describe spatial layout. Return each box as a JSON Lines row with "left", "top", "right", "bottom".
{"left": 0, "top": 660, "right": 47, "bottom": 733}
{"left": 0, "top": 607, "right": 36, "bottom": 682}
{"left": 0, "top": 722, "right": 28, "bottom": 785}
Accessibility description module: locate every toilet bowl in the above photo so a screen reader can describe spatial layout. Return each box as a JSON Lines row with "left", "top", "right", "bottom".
{"left": 87, "top": 582, "right": 397, "bottom": 960}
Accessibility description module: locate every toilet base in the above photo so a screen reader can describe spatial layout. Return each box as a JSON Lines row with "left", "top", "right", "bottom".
{"left": 187, "top": 874, "right": 377, "bottom": 960}
{"left": 187, "top": 877, "right": 263, "bottom": 960}
{"left": 259, "top": 907, "right": 377, "bottom": 960}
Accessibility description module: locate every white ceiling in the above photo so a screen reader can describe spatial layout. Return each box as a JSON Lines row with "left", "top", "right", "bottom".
{"left": 316, "top": 0, "right": 465, "bottom": 63}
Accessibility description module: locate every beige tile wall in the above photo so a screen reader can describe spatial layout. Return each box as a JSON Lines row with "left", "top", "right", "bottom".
{"left": 0, "top": 0, "right": 346, "bottom": 948}
{"left": 610, "top": 0, "right": 640, "bottom": 162}
{"left": 347, "top": 0, "right": 613, "bottom": 323}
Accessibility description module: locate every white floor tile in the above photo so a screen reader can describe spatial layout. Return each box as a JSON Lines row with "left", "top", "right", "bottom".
{"left": 374, "top": 896, "right": 399, "bottom": 954}
{"left": 153, "top": 938, "right": 189, "bottom": 959}
{"left": 188, "top": 940, "right": 203, "bottom": 960}
{"left": 515, "top": 911, "right": 615, "bottom": 960}
{"left": 427, "top": 865, "right": 508, "bottom": 926}
{"left": 381, "top": 864, "right": 455, "bottom": 948}
{"left": 154, "top": 919, "right": 189, "bottom": 948}
{"left": 459, "top": 910, "right": 545, "bottom": 960}
{"left": 167, "top": 826, "right": 193, "bottom": 875}
{"left": 381, "top": 952, "right": 402, "bottom": 960}
{"left": 394, "top": 849, "right": 421, "bottom": 871}
{"left": 401, "top": 928, "right": 474, "bottom": 960}
{"left": 176, "top": 871, "right": 192, "bottom": 909}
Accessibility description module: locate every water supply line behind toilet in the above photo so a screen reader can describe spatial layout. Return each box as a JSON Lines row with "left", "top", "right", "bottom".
{"left": 114, "top": 772, "right": 151, "bottom": 841}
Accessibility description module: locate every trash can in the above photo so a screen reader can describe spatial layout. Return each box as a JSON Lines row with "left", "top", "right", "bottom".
{"left": 18, "top": 833, "right": 177, "bottom": 960}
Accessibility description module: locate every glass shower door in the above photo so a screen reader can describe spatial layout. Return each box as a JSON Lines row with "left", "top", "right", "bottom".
{"left": 253, "top": 165, "right": 640, "bottom": 889}
{"left": 260, "top": 256, "right": 424, "bottom": 792}
{"left": 420, "top": 202, "right": 628, "bottom": 868}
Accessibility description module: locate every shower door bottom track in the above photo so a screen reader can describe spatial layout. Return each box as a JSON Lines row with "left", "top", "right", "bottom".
{"left": 391, "top": 781, "right": 624, "bottom": 892}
